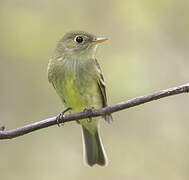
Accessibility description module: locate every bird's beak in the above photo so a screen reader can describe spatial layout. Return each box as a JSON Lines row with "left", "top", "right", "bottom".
{"left": 92, "top": 37, "right": 108, "bottom": 44}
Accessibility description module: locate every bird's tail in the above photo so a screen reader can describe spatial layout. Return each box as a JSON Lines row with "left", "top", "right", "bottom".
{"left": 82, "top": 125, "right": 108, "bottom": 167}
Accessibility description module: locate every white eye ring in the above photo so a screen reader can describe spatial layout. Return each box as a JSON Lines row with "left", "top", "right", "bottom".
{"left": 75, "top": 36, "right": 83, "bottom": 43}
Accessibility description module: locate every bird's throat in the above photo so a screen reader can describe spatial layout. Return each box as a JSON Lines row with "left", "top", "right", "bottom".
{"left": 64, "top": 45, "right": 97, "bottom": 61}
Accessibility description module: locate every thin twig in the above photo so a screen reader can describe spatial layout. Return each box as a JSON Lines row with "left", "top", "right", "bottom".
{"left": 0, "top": 83, "right": 189, "bottom": 140}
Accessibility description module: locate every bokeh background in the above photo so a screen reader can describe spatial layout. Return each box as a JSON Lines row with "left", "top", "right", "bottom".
{"left": 1, "top": 0, "right": 189, "bottom": 179}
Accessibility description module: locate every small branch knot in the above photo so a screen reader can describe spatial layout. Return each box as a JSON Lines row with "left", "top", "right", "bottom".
{"left": 184, "top": 86, "right": 189, "bottom": 93}
{"left": 0, "top": 126, "right": 5, "bottom": 131}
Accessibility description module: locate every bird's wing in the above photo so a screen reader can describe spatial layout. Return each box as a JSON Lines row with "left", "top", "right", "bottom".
{"left": 94, "top": 59, "right": 107, "bottom": 107}
{"left": 94, "top": 59, "right": 112, "bottom": 122}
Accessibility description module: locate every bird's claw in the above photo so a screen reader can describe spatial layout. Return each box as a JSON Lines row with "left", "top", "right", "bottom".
{"left": 56, "top": 107, "right": 71, "bottom": 127}
{"left": 56, "top": 112, "right": 65, "bottom": 126}
{"left": 84, "top": 108, "right": 94, "bottom": 123}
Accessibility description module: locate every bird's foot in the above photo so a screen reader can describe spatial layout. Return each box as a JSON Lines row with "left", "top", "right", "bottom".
{"left": 56, "top": 107, "right": 71, "bottom": 127}
{"left": 83, "top": 108, "right": 95, "bottom": 123}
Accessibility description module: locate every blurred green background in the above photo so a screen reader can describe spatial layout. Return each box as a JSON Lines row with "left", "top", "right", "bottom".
{"left": 1, "top": 0, "right": 189, "bottom": 179}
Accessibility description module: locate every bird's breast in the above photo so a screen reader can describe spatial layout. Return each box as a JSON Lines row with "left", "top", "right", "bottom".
{"left": 49, "top": 58, "right": 102, "bottom": 112}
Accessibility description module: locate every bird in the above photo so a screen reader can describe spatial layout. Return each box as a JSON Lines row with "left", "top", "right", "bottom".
{"left": 48, "top": 30, "right": 112, "bottom": 167}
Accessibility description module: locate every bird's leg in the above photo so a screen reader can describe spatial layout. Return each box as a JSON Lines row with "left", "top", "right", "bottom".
{"left": 83, "top": 107, "right": 95, "bottom": 123}
{"left": 56, "top": 107, "right": 71, "bottom": 126}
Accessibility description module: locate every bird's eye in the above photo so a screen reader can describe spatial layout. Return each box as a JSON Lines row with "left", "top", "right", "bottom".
{"left": 75, "top": 36, "right": 83, "bottom": 43}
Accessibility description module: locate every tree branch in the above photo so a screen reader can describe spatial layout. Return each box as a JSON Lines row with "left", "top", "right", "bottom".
{"left": 0, "top": 83, "right": 189, "bottom": 140}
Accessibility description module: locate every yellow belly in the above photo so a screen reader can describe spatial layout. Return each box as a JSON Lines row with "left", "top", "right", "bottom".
{"left": 63, "top": 77, "right": 102, "bottom": 112}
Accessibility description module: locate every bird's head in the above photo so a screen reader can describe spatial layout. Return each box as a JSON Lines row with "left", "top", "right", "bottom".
{"left": 55, "top": 31, "right": 107, "bottom": 59}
